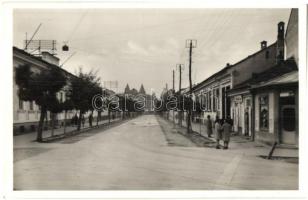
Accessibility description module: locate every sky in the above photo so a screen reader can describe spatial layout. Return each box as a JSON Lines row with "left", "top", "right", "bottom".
{"left": 13, "top": 8, "right": 291, "bottom": 96}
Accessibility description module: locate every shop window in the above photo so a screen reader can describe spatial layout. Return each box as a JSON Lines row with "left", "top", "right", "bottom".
{"left": 259, "top": 95, "right": 269, "bottom": 130}
{"left": 29, "top": 101, "right": 34, "bottom": 110}
{"left": 246, "top": 99, "right": 251, "bottom": 107}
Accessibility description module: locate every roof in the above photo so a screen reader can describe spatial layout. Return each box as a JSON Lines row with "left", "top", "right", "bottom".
{"left": 13, "top": 46, "right": 78, "bottom": 79}
{"left": 192, "top": 42, "right": 277, "bottom": 92}
{"left": 229, "top": 59, "right": 298, "bottom": 93}
{"left": 251, "top": 70, "right": 298, "bottom": 89}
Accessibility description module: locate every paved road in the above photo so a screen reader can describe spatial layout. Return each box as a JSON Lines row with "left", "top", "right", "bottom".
{"left": 14, "top": 114, "right": 298, "bottom": 190}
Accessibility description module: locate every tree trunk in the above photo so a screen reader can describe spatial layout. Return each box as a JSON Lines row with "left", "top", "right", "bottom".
{"left": 63, "top": 110, "right": 67, "bottom": 134}
{"left": 178, "top": 111, "right": 182, "bottom": 127}
{"left": 51, "top": 113, "right": 55, "bottom": 137}
{"left": 77, "top": 110, "right": 82, "bottom": 131}
{"left": 96, "top": 111, "right": 100, "bottom": 126}
{"left": 108, "top": 110, "right": 111, "bottom": 124}
{"left": 37, "top": 106, "right": 47, "bottom": 142}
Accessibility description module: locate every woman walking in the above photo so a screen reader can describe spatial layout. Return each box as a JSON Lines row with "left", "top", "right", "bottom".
{"left": 214, "top": 117, "right": 222, "bottom": 149}
{"left": 222, "top": 119, "right": 232, "bottom": 149}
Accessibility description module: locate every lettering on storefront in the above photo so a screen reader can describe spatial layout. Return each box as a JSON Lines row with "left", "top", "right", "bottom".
{"left": 234, "top": 95, "right": 242, "bottom": 103}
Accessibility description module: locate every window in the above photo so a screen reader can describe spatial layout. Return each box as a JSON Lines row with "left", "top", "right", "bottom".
{"left": 208, "top": 91, "right": 212, "bottom": 111}
{"left": 216, "top": 88, "right": 220, "bottom": 110}
{"left": 259, "top": 95, "right": 269, "bottom": 130}
{"left": 265, "top": 51, "right": 269, "bottom": 59}
{"left": 213, "top": 90, "right": 216, "bottom": 112}
{"left": 29, "top": 101, "right": 33, "bottom": 110}
{"left": 19, "top": 99, "right": 23, "bottom": 110}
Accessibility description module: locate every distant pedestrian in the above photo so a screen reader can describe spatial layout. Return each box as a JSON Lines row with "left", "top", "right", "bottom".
{"left": 89, "top": 113, "right": 93, "bottom": 127}
{"left": 81, "top": 115, "right": 85, "bottom": 127}
{"left": 214, "top": 118, "right": 222, "bottom": 149}
{"left": 222, "top": 119, "right": 232, "bottom": 149}
{"left": 206, "top": 115, "right": 213, "bottom": 138}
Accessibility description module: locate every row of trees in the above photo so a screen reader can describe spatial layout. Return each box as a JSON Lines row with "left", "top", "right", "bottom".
{"left": 15, "top": 64, "right": 142, "bottom": 142}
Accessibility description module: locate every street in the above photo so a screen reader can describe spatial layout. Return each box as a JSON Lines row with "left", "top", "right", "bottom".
{"left": 14, "top": 114, "right": 298, "bottom": 190}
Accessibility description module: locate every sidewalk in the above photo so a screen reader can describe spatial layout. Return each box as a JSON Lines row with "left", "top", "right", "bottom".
{"left": 162, "top": 116, "right": 298, "bottom": 160}
{"left": 14, "top": 117, "right": 122, "bottom": 146}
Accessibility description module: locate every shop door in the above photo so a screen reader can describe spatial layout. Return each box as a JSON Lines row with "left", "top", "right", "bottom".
{"left": 280, "top": 105, "right": 296, "bottom": 144}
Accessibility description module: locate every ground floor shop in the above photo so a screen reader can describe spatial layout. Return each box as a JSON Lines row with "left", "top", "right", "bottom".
{"left": 253, "top": 83, "right": 298, "bottom": 146}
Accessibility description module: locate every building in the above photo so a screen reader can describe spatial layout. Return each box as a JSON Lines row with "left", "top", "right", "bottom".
{"left": 123, "top": 84, "right": 154, "bottom": 112}
{"left": 13, "top": 47, "right": 107, "bottom": 135}
{"left": 13, "top": 47, "right": 76, "bottom": 134}
{"left": 228, "top": 9, "right": 298, "bottom": 146}
{"left": 228, "top": 59, "right": 298, "bottom": 142}
{"left": 190, "top": 21, "right": 286, "bottom": 126}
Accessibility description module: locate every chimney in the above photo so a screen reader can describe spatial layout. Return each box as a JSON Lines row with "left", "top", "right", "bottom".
{"left": 260, "top": 41, "right": 267, "bottom": 50}
{"left": 277, "top": 21, "right": 285, "bottom": 40}
{"left": 276, "top": 21, "right": 285, "bottom": 63}
{"left": 41, "top": 51, "right": 60, "bottom": 66}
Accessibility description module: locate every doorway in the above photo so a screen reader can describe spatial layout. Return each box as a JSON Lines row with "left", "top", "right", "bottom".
{"left": 280, "top": 105, "right": 296, "bottom": 145}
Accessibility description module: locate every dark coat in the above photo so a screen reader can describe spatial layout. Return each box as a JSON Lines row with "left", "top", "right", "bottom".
{"left": 222, "top": 122, "right": 232, "bottom": 142}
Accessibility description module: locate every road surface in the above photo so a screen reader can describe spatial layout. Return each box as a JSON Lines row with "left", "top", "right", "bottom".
{"left": 14, "top": 114, "right": 298, "bottom": 190}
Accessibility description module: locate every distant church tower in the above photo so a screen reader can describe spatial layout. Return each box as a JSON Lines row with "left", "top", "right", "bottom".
{"left": 139, "top": 84, "right": 146, "bottom": 95}
{"left": 124, "top": 84, "right": 130, "bottom": 94}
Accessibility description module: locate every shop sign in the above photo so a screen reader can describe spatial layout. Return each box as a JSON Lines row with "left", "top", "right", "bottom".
{"left": 234, "top": 95, "right": 242, "bottom": 103}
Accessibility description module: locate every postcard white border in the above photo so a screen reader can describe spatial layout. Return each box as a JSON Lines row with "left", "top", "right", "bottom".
{"left": 0, "top": 0, "right": 307, "bottom": 199}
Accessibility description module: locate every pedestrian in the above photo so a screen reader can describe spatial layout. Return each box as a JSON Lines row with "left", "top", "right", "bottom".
{"left": 206, "top": 115, "right": 213, "bottom": 138}
{"left": 81, "top": 115, "right": 85, "bottom": 127}
{"left": 89, "top": 113, "right": 93, "bottom": 127}
{"left": 222, "top": 119, "right": 232, "bottom": 149}
{"left": 214, "top": 117, "right": 222, "bottom": 149}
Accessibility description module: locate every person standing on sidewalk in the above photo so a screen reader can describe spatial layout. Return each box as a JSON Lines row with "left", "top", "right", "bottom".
{"left": 206, "top": 115, "right": 213, "bottom": 138}
{"left": 214, "top": 117, "right": 222, "bottom": 149}
{"left": 81, "top": 115, "right": 85, "bottom": 128}
{"left": 222, "top": 119, "right": 232, "bottom": 149}
{"left": 89, "top": 113, "right": 93, "bottom": 127}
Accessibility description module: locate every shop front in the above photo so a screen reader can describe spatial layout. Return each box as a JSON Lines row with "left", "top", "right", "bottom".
{"left": 229, "top": 91, "right": 253, "bottom": 137}
{"left": 252, "top": 71, "right": 298, "bottom": 146}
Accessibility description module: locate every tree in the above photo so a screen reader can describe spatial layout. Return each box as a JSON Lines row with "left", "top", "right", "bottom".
{"left": 15, "top": 64, "right": 67, "bottom": 142}
{"left": 61, "top": 97, "right": 74, "bottom": 134}
{"left": 69, "top": 69, "right": 102, "bottom": 131}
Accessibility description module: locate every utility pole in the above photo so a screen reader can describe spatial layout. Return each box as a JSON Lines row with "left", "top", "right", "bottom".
{"left": 176, "top": 64, "right": 184, "bottom": 127}
{"left": 185, "top": 39, "right": 197, "bottom": 133}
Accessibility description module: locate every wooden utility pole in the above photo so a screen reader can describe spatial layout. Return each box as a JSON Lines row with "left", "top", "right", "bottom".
{"left": 176, "top": 64, "right": 183, "bottom": 127}
{"left": 186, "top": 39, "right": 197, "bottom": 133}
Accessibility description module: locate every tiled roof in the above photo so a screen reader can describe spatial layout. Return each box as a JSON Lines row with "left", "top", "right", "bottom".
{"left": 251, "top": 70, "right": 298, "bottom": 89}
{"left": 231, "top": 58, "right": 298, "bottom": 91}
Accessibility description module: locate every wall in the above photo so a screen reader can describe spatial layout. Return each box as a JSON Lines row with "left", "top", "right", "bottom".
{"left": 285, "top": 9, "right": 298, "bottom": 65}
{"left": 232, "top": 43, "right": 277, "bottom": 86}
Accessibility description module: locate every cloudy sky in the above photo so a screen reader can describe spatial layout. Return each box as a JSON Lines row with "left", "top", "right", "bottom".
{"left": 13, "top": 9, "right": 290, "bottom": 95}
